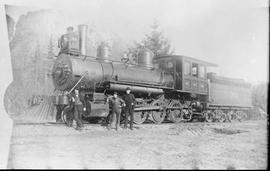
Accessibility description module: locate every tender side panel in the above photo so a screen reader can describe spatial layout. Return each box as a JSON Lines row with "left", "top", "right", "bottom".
{"left": 209, "top": 75, "right": 252, "bottom": 108}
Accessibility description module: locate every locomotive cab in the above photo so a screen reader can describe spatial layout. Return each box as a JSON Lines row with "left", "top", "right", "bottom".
{"left": 154, "top": 55, "right": 217, "bottom": 95}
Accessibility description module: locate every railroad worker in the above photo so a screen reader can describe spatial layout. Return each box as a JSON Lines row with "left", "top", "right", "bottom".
{"left": 69, "top": 89, "right": 84, "bottom": 130}
{"left": 64, "top": 91, "right": 74, "bottom": 127}
{"left": 56, "top": 105, "right": 62, "bottom": 123}
{"left": 56, "top": 105, "right": 65, "bottom": 123}
{"left": 123, "top": 87, "right": 136, "bottom": 130}
{"left": 107, "top": 92, "right": 125, "bottom": 131}
{"left": 58, "top": 26, "right": 75, "bottom": 55}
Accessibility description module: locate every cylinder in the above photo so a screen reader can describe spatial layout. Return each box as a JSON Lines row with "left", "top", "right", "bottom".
{"left": 78, "top": 25, "right": 88, "bottom": 56}
{"left": 137, "top": 48, "right": 154, "bottom": 68}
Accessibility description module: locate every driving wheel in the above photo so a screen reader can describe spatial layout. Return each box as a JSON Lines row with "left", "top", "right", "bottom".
{"left": 151, "top": 111, "right": 165, "bottom": 124}
{"left": 205, "top": 110, "right": 214, "bottom": 122}
{"left": 168, "top": 100, "right": 183, "bottom": 123}
{"left": 133, "top": 111, "right": 147, "bottom": 124}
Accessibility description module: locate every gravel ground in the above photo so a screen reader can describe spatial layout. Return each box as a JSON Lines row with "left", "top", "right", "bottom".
{"left": 7, "top": 120, "right": 268, "bottom": 169}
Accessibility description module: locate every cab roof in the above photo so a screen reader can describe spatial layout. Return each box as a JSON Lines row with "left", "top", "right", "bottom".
{"left": 154, "top": 55, "right": 218, "bottom": 67}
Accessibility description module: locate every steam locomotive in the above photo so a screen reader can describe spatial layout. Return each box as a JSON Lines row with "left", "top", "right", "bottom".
{"left": 53, "top": 25, "right": 252, "bottom": 124}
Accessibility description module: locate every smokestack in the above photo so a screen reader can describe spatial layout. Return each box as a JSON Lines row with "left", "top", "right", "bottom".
{"left": 78, "top": 25, "right": 88, "bottom": 56}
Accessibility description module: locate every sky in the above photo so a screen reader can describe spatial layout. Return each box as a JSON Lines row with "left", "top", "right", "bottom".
{"left": 1, "top": 0, "right": 269, "bottom": 83}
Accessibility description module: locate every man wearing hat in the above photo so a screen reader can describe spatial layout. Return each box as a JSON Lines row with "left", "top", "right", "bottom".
{"left": 69, "top": 89, "right": 84, "bottom": 130}
{"left": 123, "top": 87, "right": 136, "bottom": 130}
{"left": 108, "top": 92, "right": 125, "bottom": 131}
{"left": 58, "top": 26, "right": 76, "bottom": 55}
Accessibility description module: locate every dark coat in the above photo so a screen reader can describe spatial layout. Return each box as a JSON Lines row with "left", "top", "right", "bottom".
{"left": 108, "top": 96, "right": 125, "bottom": 112}
{"left": 123, "top": 93, "right": 136, "bottom": 107}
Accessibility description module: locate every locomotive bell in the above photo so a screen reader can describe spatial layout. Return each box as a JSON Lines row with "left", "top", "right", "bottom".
{"left": 78, "top": 24, "right": 88, "bottom": 56}
{"left": 137, "top": 48, "right": 154, "bottom": 68}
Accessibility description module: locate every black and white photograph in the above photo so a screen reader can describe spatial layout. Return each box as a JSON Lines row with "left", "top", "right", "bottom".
{"left": 0, "top": 0, "right": 268, "bottom": 169}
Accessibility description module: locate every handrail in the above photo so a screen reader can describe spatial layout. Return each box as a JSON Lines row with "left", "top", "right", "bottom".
{"left": 68, "top": 71, "right": 88, "bottom": 94}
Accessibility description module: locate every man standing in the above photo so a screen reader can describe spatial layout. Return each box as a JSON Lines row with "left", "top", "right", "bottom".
{"left": 70, "top": 89, "right": 84, "bottom": 130}
{"left": 56, "top": 105, "right": 63, "bottom": 123}
{"left": 108, "top": 92, "right": 125, "bottom": 131}
{"left": 123, "top": 87, "right": 136, "bottom": 130}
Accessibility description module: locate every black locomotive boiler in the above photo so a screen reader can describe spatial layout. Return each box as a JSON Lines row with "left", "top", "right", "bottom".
{"left": 52, "top": 25, "right": 252, "bottom": 124}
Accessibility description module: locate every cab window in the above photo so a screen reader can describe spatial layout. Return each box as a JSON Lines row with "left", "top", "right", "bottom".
{"left": 184, "top": 62, "right": 191, "bottom": 75}
{"left": 199, "top": 65, "right": 206, "bottom": 78}
{"left": 157, "top": 60, "right": 173, "bottom": 71}
{"left": 167, "top": 61, "right": 174, "bottom": 69}
{"left": 158, "top": 61, "right": 166, "bottom": 69}
{"left": 192, "top": 63, "right": 198, "bottom": 77}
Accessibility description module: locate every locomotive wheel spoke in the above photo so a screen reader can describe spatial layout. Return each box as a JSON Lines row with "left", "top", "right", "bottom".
{"left": 228, "top": 110, "right": 236, "bottom": 122}
{"left": 133, "top": 111, "right": 147, "bottom": 124}
{"left": 235, "top": 111, "right": 245, "bottom": 122}
{"left": 241, "top": 111, "right": 248, "bottom": 121}
{"left": 215, "top": 110, "right": 226, "bottom": 122}
{"left": 205, "top": 110, "right": 214, "bottom": 122}
{"left": 219, "top": 114, "right": 226, "bottom": 122}
{"left": 182, "top": 109, "right": 193, "bottom": 122}
{"left": 150, "top": 98, "right": 166, "bottom": 124}
{"left": 151, "top": 111, "right": 165, "bottom": 124}
{"left": 237, "top": 111, "right": 242, "bottom": 122}
{"left": 224, "top": 111, "right": 231, "bottom": 122}
{"left": 168, "top": 100, "right": 183, "bottom": 123}
{"left": 169, "top": 109, "right": 183, "bottom": 123}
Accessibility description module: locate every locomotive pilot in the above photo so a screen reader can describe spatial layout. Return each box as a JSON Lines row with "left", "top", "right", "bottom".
{"left": 58, "top": 26, "right": 76, "bottom": 55}
{"left": 68, "top": 89, "right": 84, "bottom": 130}
{"left": 107, "top": 92, "right": 125, "bottom": 131}
{"left": 123, "top": 87, "right": 136, "bottom": 130}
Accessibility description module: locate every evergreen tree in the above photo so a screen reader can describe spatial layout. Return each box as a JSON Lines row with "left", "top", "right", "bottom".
{"left": 48, "top": 35, "right": 55, "bottom": 59}
{"left": 128, "top": 21, "right": 174, "bottom": 60}
{"left": 251, "top": 82, "right": 267, "bottom": 112}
